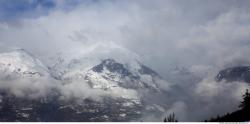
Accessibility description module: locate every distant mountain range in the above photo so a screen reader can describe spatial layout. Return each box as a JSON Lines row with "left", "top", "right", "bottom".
{"left": 0, "top": 48, "right": 250, "bottom": 121}
{"left": 0, "top": 49, "right": 168, "bottom": 121}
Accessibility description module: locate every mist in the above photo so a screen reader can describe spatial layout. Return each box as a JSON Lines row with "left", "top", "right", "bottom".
{"left": 0, "top": 0, "right": 250, "bottom": 121}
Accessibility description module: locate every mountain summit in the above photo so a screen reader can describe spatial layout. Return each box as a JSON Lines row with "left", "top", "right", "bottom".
{"left": 0, "top": 49, "right": 49, "bottom": 78}
{"left": 85, "top": 59, "right": 160, "bottom": 91}
{"left": 0, "top": 49, "right": 169, "bottom": 121}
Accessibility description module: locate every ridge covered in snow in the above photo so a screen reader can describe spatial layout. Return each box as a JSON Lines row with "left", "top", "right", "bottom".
{"left": 0, "top": 49, "right": 49, "bottom": 78}
{"left": 0, "top": 49, "right": 56, "bottom": 98}
{"left": 85, "top": 59, "right": 160, "bottom": 91}
{"left": 0, "top": 47, "right": 169, "bottom": 121}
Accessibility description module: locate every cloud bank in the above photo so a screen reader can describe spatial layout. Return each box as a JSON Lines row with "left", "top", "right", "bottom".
{"left": 0, "top": 0, "right": 250, "bottom": 121}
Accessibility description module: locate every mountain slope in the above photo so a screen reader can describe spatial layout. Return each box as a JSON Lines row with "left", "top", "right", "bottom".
{"left": 215, "top": 66, "right": 250, "bottom": 83}
{"left": 85, "top": 59, "right": 160, "bottom": 91}
{"left": 0, "top": 49, "right": 55, "bottom": 98}
{"left": 206, "top": 109, "right": 250, "bottom": 122}
{"left": 0, "top": 48, "right": 169, "bottom": 121}
{"left": 0, "top": 49, "right": 50, "bottom": 78}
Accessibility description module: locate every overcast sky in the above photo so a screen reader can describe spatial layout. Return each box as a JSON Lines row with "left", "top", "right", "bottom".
{"left": 1, "top": 0, "right": 250, "bottom": 77}
{"left": 1, "top": 0, "right": 250, "bottom": 121}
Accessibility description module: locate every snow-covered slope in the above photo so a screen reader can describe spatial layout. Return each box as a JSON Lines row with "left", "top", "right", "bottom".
{"left": 49, "top": 43, "right": 170, "bottom": 99}
{"left": 0, "top": 49, "right": 49, "bottom": 78}
{"left": 85, "top": 59, "right": 160, "bottom": 91}
{"left": 49, "top": 54, "right": 169, "bottom": 121}
{"left": 0, "top": 49, "right": 55, "bottom": 98}
{"left": 0, "top": 46, "right": 169, "bottom": 121}
{"left": 49, "top": 42, "right": 142, "bottom": 80}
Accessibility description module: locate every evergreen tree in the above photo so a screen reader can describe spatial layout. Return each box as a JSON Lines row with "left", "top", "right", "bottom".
{"left": 163, "top": 117, "right": 167, "bottom": 122}
{"left": 164, "top": 113, "right": 178, "bottom": 122}
{"left": 239, "top": 89, "right": 250, "bottom": 110}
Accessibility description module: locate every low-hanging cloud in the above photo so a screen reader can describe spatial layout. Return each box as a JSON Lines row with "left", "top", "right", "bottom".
{"left": 0, "top": 0, "right": 250, "bottom": 121}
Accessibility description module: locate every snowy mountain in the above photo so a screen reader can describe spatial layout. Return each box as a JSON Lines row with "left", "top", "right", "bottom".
{"left": 0, "top": 49, "right": 50, "bottom": 78}
{"left": 85, "top": 59, "right": 160, "bottom": 91}
{"left": 49, "top": 43, "right": 170, "bottom": 99}
{"left": 0, "top": 48, "right": 169, "bottom": 121}
{"left": 0, "top": 49, "right": 56, "bottom": 99}
{"left": 51, "top": 57, "right": 168, "bottom": 121}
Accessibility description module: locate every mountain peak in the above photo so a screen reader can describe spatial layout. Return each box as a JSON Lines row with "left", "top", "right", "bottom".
{"left": 85, "top": 58, "right": 161, "bottom": 91}
{"left": 0, "top": 49, "right": 49, "bottom": 77}
{"left": 216, "top": 66, "right": 250, "bottom": 83}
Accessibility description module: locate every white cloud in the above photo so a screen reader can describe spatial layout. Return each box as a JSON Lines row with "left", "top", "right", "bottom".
{"left": 0, "top": 0, "right": 250, "bottom": 121}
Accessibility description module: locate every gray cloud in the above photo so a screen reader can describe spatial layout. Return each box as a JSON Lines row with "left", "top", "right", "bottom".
{"left": 0, "top": 0, "right": 250, "bottom": 121}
